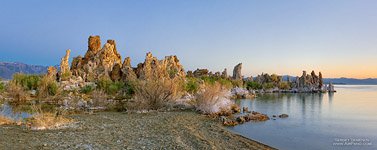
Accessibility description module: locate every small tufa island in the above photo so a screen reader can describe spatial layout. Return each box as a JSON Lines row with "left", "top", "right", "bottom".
{"left": 0, "top": 35, "right": 335, "bottom": 149}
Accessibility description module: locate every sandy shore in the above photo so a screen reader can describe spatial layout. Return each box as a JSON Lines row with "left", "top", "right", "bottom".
{"left": 0, "top": 111, "right": 275, "bottom": 149}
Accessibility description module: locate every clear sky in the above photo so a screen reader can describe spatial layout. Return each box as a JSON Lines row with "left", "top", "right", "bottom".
{"left": 1, "top": 0, "right": 376, "bottom": 78}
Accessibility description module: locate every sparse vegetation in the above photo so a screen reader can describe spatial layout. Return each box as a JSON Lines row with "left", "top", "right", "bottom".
{"left": 185, "top": 77, "right": 200, "bottom": 94}
{"left": 194, "top": 82, "right": 233, "bottom": 114}
{"left": 0, "top": 79, "right": 4, "bottom": 92}
{"left": 246, "top": 81, "right": 262, "bottom": 90}
{"left": 133, "top": 77, "right": 184, "bottom": 110}
{"left": 6, "top": 80, "right": 28, "bottom": 103}
{"left": 0, "top": 115, "right": 14, "bottom": 125}
{"left": 37, "top": 75, "right": 59, "bottom": 98}
{"left": 12, "top": 73, "right": 41, "bottom": 90}
{"left": 80, "top": 85, "right": 95, "bottom": 94}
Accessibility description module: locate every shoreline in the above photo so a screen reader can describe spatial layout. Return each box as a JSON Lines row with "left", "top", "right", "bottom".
{"left": 0, "top": 111, "right": 276, "bottom": 149}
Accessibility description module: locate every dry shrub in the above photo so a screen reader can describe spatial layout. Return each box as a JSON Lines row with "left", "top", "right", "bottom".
{"left": 6, "top": 81, "right": 28, "bottom": 103}
{"left": 195, "top": 82, "right": 234, "bottom": 114}
{"left": 27, "top": 113, "right": 72, "bottom": 130}
{"left": 0, "top": 115, "right": 14, "bottom": 125}
{"left": 133, "top": 77, "right": 184, "bottom": 110}
{"left": 26, "top": 105, "right": 72, "bottom": 130}
{"left": 37, "top": 75, "right": 59, "bottom": 99}
{"left": 90, "top": 90, "right": 108, "bottom": 107}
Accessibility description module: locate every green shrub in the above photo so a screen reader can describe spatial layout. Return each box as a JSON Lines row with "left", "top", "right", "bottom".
{"left": 262, "top": 82, "right": 275, "bottom": 89}
{"left": 80, "top": 85, "right": 95, "bottom": 94}
{"left": 185, "top": 77, "right": 199, "bottom": 94}
{"left": 60, "top": 72, "right": 72, "bottom": 81}
{"left": 97, "top": 77, "right": 125, "bottom": 95}
{"left": 231, "top": 79, "right": 243, "bottom": 88}
{"left": 278, "top": 81, "right": 291, "bottom": 90}
{"left": 37, "top": 75, "right": 59, "bottom": 98}
{"left": 0, "top": 79, "right": 4, "bottom": 92}
{"left": 12, "top": 73, "right": 41, "bottom": 90}
{"left": 246, "top": 81, "right": 262, "bottom": 90}
{"left": 47, "top": 82, "right": 59, "bottom": 96}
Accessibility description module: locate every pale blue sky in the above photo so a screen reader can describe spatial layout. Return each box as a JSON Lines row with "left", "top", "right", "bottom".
{"left": 1, "top": 0, "right": 377, "bottom": 78}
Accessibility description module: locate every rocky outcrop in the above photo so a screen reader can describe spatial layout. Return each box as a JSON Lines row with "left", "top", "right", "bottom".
{"left": 60, "top": 49, "right": 72, "bottom": 79}
{"left": 121, "top": 57, "right": 137, "bottom": 81}
{"left": 221, "top": 68, "right": 228, "bottom": 79}
{"left": 293, "top": 70, "right": 327, "bottom": 92}
{"left": 70, "top": 36, "right": 122, "bottom": 82}
{"left": 135, "top": 52, "right": 185, "bottom": 80}
{"left": 232, "top": 63, "right": 242, "bottom": 80}
{"left": 47, "top": 66, "right": 57, "bottom": 78}
{"left": 193, "top": 69, "right": 209, "bottom": 78}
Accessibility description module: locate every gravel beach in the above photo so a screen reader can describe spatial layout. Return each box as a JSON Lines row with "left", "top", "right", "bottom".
{"left": 0, "top": 111, "right": 275, "bottom": 150}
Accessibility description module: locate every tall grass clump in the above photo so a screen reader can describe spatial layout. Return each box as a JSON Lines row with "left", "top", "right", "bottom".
{"left": 133, "top": 77, "right": 184, "bottom": 110}
{"left": 97, "top": 77, "right": 125, "bottom": 95}
{"left": 0, "top": 78, "right": 5, "bottom": 92}
{"left": 26, "top": 105, "right": 73, "bottom": 130}
{"left": 37, "top": 75, "right": 59, "bottom": 98}
{"left": 6, "top": 80, "right": 28, "bottom": 103}
{"left": 194, "top": 82, "right": 234, "bottom": 114}
{"left": 185, "top": 77, "right": 199, "bottom": 94}
{"left": 12, "top": 73, "right": 41, "bottom": 90}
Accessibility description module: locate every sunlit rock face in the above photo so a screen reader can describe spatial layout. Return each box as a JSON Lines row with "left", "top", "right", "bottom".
{"left": 47, "top": 66, "right": 57, "bottom": 78}
{"left": 60, "top": 49, "right": 71, "bottom": 76}
{"left": 232, "top": 63, "right": 242, "bottom": 80}
{"left": 69, "top": 35, "right": 185, "bottom": 82}
{"left": 134, "top": 52, "right": 185, "bottom": 80}
{"left": 70, "top": 36, "right": 122, "bottom": 81}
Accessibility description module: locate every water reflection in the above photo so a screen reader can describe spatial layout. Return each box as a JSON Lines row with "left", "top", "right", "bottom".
{"left": 0, "top": 103, "right": 33, "bottom": 121}
{"left": 230, "top": 85, "right": 377, "bottom": 150}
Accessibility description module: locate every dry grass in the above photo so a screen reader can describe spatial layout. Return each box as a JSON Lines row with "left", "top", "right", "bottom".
{"left": 6, "top": 81, "right": 28, "bottom": 103}
{"left": 27, "top": 112, "right": 73, "bottom": 130}
{"left": 90, "top": 90, "right": 108, "bottom": 107}
{"left": 0, "top": 115, "right": 14, "bottom": 125}
{"left": 195, "top": 82, "right": 234, "bottom": 114}
{"left": 133, "top": 77, "right": 184, "bottom": 110}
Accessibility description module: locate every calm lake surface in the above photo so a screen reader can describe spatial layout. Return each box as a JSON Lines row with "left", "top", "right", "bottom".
{"left": 1, "top": 85, "right": 376, "bottom": 149}
{"left": 229, "top": 85, "right": 377, "bottom": 150}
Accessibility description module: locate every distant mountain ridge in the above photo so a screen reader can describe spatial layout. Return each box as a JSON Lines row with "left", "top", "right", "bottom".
{"left": 323, "top": 78, "right": 377, "bottom": 85}
{"left": 0, "top": 62, "right": 49, "bottom": 79}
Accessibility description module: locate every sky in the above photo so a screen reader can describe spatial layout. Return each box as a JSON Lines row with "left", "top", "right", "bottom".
{"left": 0, "top": 0, "right": 376, "bottom": 79}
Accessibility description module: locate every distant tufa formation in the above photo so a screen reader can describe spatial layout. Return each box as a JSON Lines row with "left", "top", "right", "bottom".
{"left": 61, "top": 35, "right": 185, "bottom": 82}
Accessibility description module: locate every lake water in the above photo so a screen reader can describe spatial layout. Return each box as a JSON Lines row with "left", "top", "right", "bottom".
{"left": 229, "top": 85, "right": 377, "bottom": 150}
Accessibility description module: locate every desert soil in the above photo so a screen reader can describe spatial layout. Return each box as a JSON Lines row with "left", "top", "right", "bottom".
{"left": 0, "top": 111, "right": 275, "bottom": 150}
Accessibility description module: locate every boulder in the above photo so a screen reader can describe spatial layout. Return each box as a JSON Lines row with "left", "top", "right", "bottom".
{"left": 278, "top": 114, "right": 289, "bottom": 118}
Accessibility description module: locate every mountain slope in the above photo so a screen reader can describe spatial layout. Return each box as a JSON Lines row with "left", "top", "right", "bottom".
{"left": 0, "top": 62, "right": 48, "bottom": 79}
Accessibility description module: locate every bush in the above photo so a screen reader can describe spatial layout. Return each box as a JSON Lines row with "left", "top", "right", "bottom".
{"left": 6, "top": 81, "right": 28, "bottom": 103}
{"left": 60, "top": 72, "right": 72, "bottom": 81}
{"left": 12, "top": 73, "right": 41, "bottom": 90}
{"left": 80, "top": 85, "right": 95, "bottom": 94}
{"left": 278, "top": 81, "right": 291, "bottom": 90}
{"left": 231, "top": 79, "right": 243, "bottom": 88}
{"left": 262, "top": 82, "right": 275, "bottom": 89}
{"left": 200, "top": 76, "right": 233, "bottom": 89}
{"left": 246, "top": 81, "right": 262, "bottom": 90}
{"left": 97, "top": 77, "right": 125, "bottom": 95}
{"left": 0, "top": 79, "right": 4, "bottom": 92}
{"left": 185, "top": 77, "right": 199, "bottom": 94}
{"left": 194, "top": 82, "right": 233, "bottom": 114}
{"left": 37, "top": 75, "right": 59, "bottom": 98}
{"left": 133, "top": 77, "right": 184, "bottom": 110}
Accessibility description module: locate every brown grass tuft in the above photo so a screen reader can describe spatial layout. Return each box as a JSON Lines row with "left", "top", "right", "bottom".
{"left": 0, "top": 115, "right": 14, "bottom": 125}
{"left": 27, "top": 113, "right": 72, "bottom": 130}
